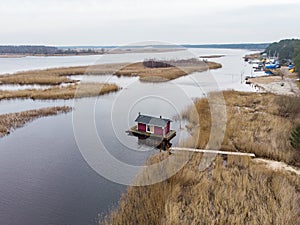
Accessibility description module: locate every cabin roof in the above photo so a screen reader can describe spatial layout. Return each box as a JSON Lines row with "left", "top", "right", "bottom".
{"left": 135, "top": 114, "right": 171, "bottom": 127}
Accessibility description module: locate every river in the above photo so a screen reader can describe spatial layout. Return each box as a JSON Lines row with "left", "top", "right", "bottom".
{"left": 0, "top": 48, "right": 255, "bottom": 225}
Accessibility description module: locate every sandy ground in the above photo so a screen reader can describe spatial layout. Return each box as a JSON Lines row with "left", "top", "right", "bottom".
{"left": 248, "top": 68, "right": 300, "bottom": 96}
{"left": 253, "top": 158, "right": 300, "bottom": 176}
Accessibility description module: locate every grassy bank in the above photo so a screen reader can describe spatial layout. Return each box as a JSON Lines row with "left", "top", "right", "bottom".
{"left": 0, "top": 106, "right": 71, "bottom": 137}
{"left": 0, "top": 83, "right": 119, "bottom": 100}
{"left": 102, "top": 91, "right": 300, "bottom": 225}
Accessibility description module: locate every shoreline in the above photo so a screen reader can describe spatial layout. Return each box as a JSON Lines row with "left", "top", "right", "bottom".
{"left": 0, "top": 48, "right": 184, "bottom": 58}
{"left": 247, "top": 67, "right": 300, "bottom": 96}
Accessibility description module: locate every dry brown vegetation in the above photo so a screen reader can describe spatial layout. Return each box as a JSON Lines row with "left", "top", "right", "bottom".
{"left": 102, "top": 154, "right": 300, "bottom": 225}
{"left": 0, "top": 63, "right": 128, "bottom": 85}
{"left": 182, "top": 91, "right": 300, "bottom": 166}
{"left": 0, "top": 106, "right": 71, "bottom": 137}
{"left": 102, "top": 91, "right": 300, "bottom": 225}
{"left": 0, "top": 83, "right": 119, "bottom": 100}
{"left": 115, "top": 61, "right": 221, "bottom": 82}
{"left": 199, "top": 55, "right": 225, "bottom": 58}
{"left": 249, "top": 75, "right": 283, "bottom": 84}
{"left": 243, "top": 52, "right": 262, "bottom": 61}
{"left": 0, "top": 60, "right": 221, "bottom": 85}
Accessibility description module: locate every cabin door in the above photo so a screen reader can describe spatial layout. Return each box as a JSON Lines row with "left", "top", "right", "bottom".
{"left": 150, "top": 125, "right": 154, "bottom": 133}
{"left": 147, "top": 125, "right": 154, "bottom": 133}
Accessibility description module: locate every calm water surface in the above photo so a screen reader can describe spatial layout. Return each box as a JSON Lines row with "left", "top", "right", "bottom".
{"left": 0, "top": 48, "right": 256, "bottom": 225}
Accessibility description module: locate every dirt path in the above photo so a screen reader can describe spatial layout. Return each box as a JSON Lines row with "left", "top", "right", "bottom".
{"left": 253, "top": 158, "right": 300, "bottom": 176}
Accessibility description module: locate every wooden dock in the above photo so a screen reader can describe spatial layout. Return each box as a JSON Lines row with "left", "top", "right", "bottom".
{"left": 170, "top": 147, "right": 255, "bottom": 157}
{"left": 127, "top": 125, "right": 176, "bottom": 141}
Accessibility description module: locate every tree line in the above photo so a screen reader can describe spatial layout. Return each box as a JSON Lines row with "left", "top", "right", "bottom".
{"left": 264, "top": 39, "right": 300, "bottom": 74}
{"left": 0, "top": 45, "right": 101, "bottom": 55}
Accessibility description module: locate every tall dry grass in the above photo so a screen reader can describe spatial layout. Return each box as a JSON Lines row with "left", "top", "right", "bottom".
{"left": 115, "top": 61, "right": 221, "bottom": 82}
{"left": 0, "top": 83, "right": 119, "bottom": 100}
{"left": 0, "top": 60, "right": 221, "bottom": 85}
{"left": 0, "top": 106, "right": 71, "bottom": 137}
{"left": 0, "top": 63, "right": 128, "bottom": 85}
{"left": 101, "top": 91, "right": 300, "bottom": 225}
{"left": 102, "top": 153, "right": 300, "bottom": 225}
{"left": 182, "top": 91, "right": 300, "bottom": 166}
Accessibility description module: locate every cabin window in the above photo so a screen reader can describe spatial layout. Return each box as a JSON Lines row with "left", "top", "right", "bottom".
{"left": 147, "top": 125, "right": 150, "bottom": 132}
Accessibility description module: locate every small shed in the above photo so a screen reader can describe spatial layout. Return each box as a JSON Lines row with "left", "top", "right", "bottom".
{"left": 135, "top": 113, "right": 171, "bottom": 136}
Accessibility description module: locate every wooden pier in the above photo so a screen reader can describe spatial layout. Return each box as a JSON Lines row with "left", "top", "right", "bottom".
{"left": 170, "top": 147, "right": 255, "bottom": 157}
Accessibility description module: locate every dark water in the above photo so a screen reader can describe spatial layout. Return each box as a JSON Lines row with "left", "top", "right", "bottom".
{"left": 0, "top": 48, "right": 255, "bottom": 225}
{"left": 0, "top": 113, "right": 125, "bottom": 225}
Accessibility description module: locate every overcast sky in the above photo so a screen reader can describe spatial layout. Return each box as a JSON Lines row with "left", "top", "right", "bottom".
{"left": 0, "top": 0, "right": 299, "bottom": 46}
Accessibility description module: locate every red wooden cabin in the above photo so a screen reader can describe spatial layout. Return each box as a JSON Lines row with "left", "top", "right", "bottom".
{"left": 135, "top": 113, "right": 171, "bottom": 137}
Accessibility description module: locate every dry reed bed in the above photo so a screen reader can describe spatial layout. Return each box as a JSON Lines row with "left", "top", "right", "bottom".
{"left": 0, "top": 63, "right": 128, "bottom": 85}
{"left": 102, "top": 91, "right": 300, "bottom": 225}
{"left": 0, "top": 106, "right": 71, "bottom": 137}
{"left": 102, "top": 153, "right": 300, "bottom": 225}
{"left": 199, "top": 55, "right": 225, "bottom": 58}
{"left": 0, "top": 83, "right": 119, "bottom": 100}
{"left": 0, "top": 60, "right": 221, "bottom": 85}
{"left": 115, "top": 61, "right": 221, "bottom": 82}
{"left": 181, "top": 91, "right": 300, "bottom": 166}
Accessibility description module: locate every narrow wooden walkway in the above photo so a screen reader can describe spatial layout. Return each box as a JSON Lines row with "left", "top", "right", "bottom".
{"left": 170, "top": 147, "right": 256, "bottom": 157}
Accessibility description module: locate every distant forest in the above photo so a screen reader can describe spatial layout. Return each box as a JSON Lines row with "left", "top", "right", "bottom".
{"left": 182, "top": 43, "right": 270, "bottom": 50}
{"left": 0, "top": 43, "right": 271, "bottom": 55}
{"left": 0, "top": 45, "right": 100, "bottom": 55}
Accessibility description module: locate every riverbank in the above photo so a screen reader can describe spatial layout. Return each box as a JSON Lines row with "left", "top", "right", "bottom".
{"left": 101, "top": 90, "right": 300, "bottom": 224}
{"left": 0, "top": 106, "right": 71, "bottom": 137}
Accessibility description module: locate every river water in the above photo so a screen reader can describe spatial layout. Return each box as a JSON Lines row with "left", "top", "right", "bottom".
{"left": 0, "top": 48, "right": 255, "bottom": 225}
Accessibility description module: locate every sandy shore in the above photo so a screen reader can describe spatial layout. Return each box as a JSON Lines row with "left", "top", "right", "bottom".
{"left": 248, "top": 68, "right": 300, "bottom": 96}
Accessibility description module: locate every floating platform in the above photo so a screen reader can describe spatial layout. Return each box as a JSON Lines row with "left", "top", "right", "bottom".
{"left": 127, "top": 125, "right": 176, "bottom": 141}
